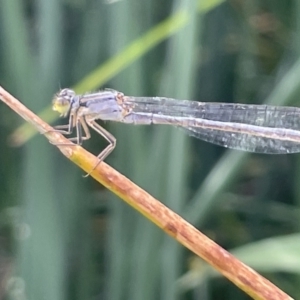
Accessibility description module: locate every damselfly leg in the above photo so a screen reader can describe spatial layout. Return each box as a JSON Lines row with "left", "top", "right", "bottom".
{"left": 83, "top": 119, "right": 116, "bottom": 177}
{"left": 49, "top": 116, "right": 90, "bottom": 146}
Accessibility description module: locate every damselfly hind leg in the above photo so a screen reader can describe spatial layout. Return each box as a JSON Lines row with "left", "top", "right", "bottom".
{"left": 83, "top": 120, "right": 116, "bottom": 177}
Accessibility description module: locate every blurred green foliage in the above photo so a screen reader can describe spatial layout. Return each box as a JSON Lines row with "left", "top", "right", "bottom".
{"left": 0, "top": 0, "right": 300, "bottom": 299}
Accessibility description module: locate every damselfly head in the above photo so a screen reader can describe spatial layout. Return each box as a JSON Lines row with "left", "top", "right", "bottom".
{"left": 52, "top": 88, "right": 76, "bottom": 117}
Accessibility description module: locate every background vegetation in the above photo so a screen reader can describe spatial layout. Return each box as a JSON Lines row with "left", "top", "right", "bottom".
{"left": 0, "top": 0, "right": 300, "bottom": 299}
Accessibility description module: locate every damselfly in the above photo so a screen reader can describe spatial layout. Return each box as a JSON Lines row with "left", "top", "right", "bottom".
{"left": 52, "top": 88, "right": 300, "bottom": 174}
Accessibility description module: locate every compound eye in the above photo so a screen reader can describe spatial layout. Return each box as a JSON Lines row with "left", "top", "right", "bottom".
{"left": 59, "top": 88, "right": 76, "bottom": 100}
{"left": 52, "top": 88, "right": 75, "bottom": 116}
